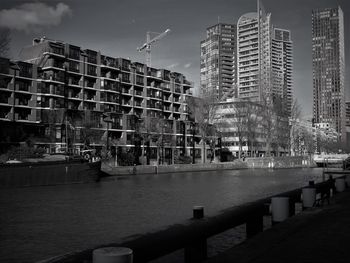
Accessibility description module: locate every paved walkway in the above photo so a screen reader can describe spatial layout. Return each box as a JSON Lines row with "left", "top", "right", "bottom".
{"left": 205, "top": 189, "right": 350, "bottom": 263}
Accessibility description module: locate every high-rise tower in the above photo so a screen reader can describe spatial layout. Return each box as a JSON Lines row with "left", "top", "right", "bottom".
{"left": 312, "top": 7, "right": 346, "bottom": 143}
{"left": 237, "top": 0, "right": 272, "bottom": 102}
{"left": 272, "top": 28, "right": 293, "bottom": 116}
{"left": 200, "top": 23, "right": 236, "bottom": 99}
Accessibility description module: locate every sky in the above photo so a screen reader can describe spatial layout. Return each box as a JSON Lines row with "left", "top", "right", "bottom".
{"left": 0, "top": 0, "right": 349, "bottom": 118}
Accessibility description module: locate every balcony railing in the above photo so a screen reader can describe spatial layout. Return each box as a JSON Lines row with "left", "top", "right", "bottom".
{"left": 134, "top": 90, "right": 143, "bottom": 96}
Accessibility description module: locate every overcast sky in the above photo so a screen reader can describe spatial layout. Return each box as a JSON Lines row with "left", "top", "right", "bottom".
{"left": 1, "top": 0, "right": 349, "bottom": 118}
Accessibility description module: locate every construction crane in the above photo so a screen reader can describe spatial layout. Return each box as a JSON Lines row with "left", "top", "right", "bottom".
{"left": 137, "top": 29, "right": 171, "bottom": 67}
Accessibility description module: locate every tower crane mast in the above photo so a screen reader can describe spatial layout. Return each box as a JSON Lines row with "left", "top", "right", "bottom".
{"left": 137, "top": 29, "right": 171, "bottom": 67}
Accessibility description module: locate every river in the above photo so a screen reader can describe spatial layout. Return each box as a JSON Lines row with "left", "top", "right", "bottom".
{"left": 0, "top": 167, "right": 325, "bottom": 262}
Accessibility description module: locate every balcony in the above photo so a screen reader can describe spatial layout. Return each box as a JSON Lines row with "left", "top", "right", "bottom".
{"left": 136, "top": 80, "right": 144, "bottom": 86}
{"left": 16, "top": 98, "right": 30, "bottom": 107}
{"left": 15, "top": 113, "right": 29, "bottom": 121}
{"left": 50, "top": 46, "right": 65, "bottom": 56}
{"left": 134, "top": 90, "right": 143, "bottom": 96}
{"left": 134, "top": 101, "right": 143, "bottom": 107}
{"left": 111, "top": 123, "right": 123, "bottom": 129}
{"left": 87, "top": 70, "right": 97, "bottom": 77}
{"left": 102, "top": 56, "right": 116, "bottom": 66}
{"left": 0, "top": 93, "right": 10, "bottom": 104}
{"left": 16, "top": 83, "right": 31, "bottom": 92}
{"left": 86, "top": 81, "right": 95, "bottom": 88}
{"left": 84, "top": 94, "right": 96, "bottom": 101}
{"left": 121, "top": 76, "right": 130, "bottom": 83}
{"left": 123, "top": 101, "right": 132, "bottom": 106}
{"left": 122, "top": 88, "right": 131, "bottom": 95}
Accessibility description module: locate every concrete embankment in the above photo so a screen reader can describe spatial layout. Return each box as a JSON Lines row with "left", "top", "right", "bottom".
{"left": 102, "top": 156, "right": 312, "bottom": 176}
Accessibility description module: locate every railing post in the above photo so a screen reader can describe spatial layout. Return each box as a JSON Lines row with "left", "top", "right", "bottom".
{"left": 93, "top": 247, "right": 133, "bottom": 263}
{"left": 193, "top": 206, "right": 204, "bottom": 219}
{"left": 184, "top": 206, "right": 207, "bottom": 263}
{"left": 345, "top": 175, "right": 350, "bottom": 188}
{"left": 289, "top": 198, "right": 296, "bottom": 217}
{"left": 335, "top": 178, "right": 346, "bottom": 192}
{"left": 246, "top": 210, "right": 263, "bottom": 238}
{"left": 302, "top": 187, "right": 316, "bottom": 209}
{"left": 271, "top": 197, "right": 289, "bottom": 224}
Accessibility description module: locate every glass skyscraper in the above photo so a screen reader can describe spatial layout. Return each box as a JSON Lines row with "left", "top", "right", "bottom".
{"left": 312, "top": 7, "right": 346, "bottom": 143}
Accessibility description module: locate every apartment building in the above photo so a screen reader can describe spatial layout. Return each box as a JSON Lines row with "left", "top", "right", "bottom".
{"left": 0, "top": 37, "right": 205, "bottom": 164}
{"left": 200, "top": 23, "right": 236, "bottom": 99}
{"left": 237, "top": 1, "right": 272, "bottom": 102}
{"left": 213, "top": 99, "right": 289, "bottom": 157}
{"left": 271, "top": 28, "right": 293, "bottom": 116}
{"left": 312, "top": 7, "right": 346, "bottom": 143}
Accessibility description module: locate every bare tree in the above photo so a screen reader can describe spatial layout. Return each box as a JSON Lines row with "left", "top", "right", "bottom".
{"left": 289, "top": 99, "right": 303, "bottom": 155}
{"left": 269, "top": 97, "right": 290, "bottom": 156}
{"left": 0, "top": 29, "right": 11, "bottom": 58}
{"left": 301, "top": 126, "right": 315, "bottom": 155}
{"left": 259, "top": 95, "right": 275, "bottom": 156}
{"left": 138, "top": 116, "right": 169, "bottom": 165}
{"left": 188, "top": 92, "right": 220, "bottom": 163}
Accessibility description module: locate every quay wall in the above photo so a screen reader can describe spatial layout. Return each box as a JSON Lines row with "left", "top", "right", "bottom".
{"left": 102, "top": 156, "right": 312, "bottom": 176}
{"left": 0, "top": 161, "right": 101, "bottom": 188}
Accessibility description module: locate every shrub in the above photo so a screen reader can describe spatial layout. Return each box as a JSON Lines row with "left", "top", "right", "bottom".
{"left": 174, "top": 155, "right": 192, "bottom": 164}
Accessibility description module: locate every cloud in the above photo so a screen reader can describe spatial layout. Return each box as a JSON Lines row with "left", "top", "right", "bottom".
{"left": 184, "top": 63, "right": 192, "bottom": 68}
{"left": 0, "top": 2, "right": 72, "bottom": 32}
{"left": 167, "top": 63, "right": 179, "bottom": 69}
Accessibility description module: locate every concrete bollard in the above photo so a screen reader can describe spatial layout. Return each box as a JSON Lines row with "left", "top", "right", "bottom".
{"left": 93, "top": 247, "right": 133, "bottom": 263}
{"left": 271, "top": 197, "right": 289, "bottom": 224}
{"left": 335, "top": 178, "right": 346, "bottom": 192}
{"left": 302, "top": 187, "right": 316, "bottom": 209}
{"left": 345, "top": 175, "right": 350, "bottom": 188}
{"left": 193, "top": 206, "right": 204, "bottom": 219}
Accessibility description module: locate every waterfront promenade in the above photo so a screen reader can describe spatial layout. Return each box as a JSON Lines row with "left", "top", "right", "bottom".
{"left": 205, "top": 188, "right": 350, "bottom": 263}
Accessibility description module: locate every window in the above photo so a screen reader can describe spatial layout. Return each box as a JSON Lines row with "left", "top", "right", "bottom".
{"left": 56, "top": 127, "right": 61, "bottom": 139}
{"left": 87, "top": 65, "right": 96, "bottom": 76}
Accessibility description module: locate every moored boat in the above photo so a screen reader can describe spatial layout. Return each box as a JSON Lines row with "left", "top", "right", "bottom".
{"left": 313, "top": 154, "right": 349, "bottom": 167}
{"left": 0, "top": 155, "right": 101, "bottom": 188}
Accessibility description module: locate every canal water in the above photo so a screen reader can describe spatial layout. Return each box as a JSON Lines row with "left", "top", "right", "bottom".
{"left": 0, "top": 168, "right": 324, "bottom": 262}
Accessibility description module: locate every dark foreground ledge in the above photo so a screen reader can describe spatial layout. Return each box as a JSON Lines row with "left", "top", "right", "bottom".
{"left": 205, "top": 188, "right": 350, "bottom": 263}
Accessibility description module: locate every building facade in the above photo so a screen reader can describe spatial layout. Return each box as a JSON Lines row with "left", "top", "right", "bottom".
{"left": 272, "top": 28, "right": 293, "bottom": 116}
{"left": 214, "top": 99, "right": 289, "bottom": 157}
{"left": 200, "top": 23, "right": 236, "bottom": 99}
{"left": 0, "top": 37, "right": 207, "bottom": 164}
{"left": 312, "top": 7, "right": 346, "bottom": 143}
{"left": 237, "top": 1, "right": 272, "bottom": 102}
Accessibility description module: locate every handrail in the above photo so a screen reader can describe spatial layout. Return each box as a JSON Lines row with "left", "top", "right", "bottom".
{"left": 37, "top": 179, "right": 340, "bottom": 263}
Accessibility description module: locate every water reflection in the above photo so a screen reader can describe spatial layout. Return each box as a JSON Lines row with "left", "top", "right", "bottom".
{"left": 0, "top": 168, "right": 324, "bottom": 262}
